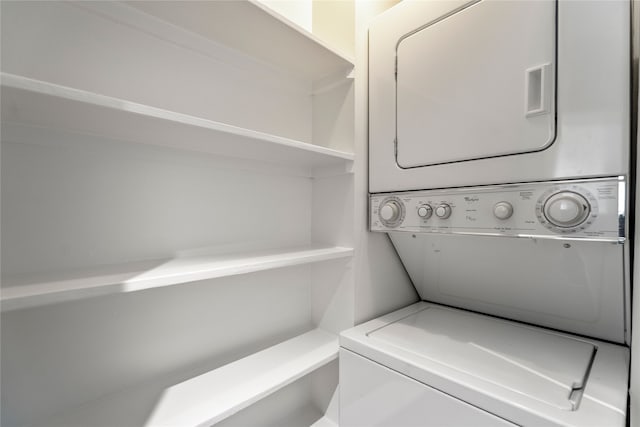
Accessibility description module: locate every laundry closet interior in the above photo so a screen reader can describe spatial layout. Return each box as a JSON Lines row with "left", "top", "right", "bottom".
{"left": 1, "top": 1, "right": 638, "bottom": 427}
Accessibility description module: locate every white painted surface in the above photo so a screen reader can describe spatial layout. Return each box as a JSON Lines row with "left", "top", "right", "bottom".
{"left": 1, "top": 1, "right": 313, "bottom": 141}
{"left": 367, "top": 306, "right": 594, "bottom": 410}
{"left": 313, "top": 0, "right": 356, "bottom": 59}
{"left": 1, "top": 74, "right": 353, "bottom": 176}
{"left": 395, "top": 0, "right": 555, "bottom": 167}
{"left": 126, "top": 0, "right": 354, "bottom": 81}
{"left": 2, "top": 246, "right": 353, "bottom": 312}
{"left": 257, "top": 0, "right": 312, "bottom": 32}
{"left": 146, "top": 329, "right": 337, "bottom": 426}
{"left": 389, "top": 232, "right": 626, "bottom": 343}
{"left": 341, "top": 302, "right": 629, "bottom": 427}
{"left": 3, "top": 267, "right": 314, "bottom": 427}
{"left": 340, "top": 349, "right": 516, "bottom": 427}
{"left": 1, "top": 128, "right": 312, "bottom": 276}
{"left": 352, "top": 0, "right": 418, "bottom": 325}
{"left": 1, "top": 1, "right": 356, "bottom": 425}
{"left": 311, "top": 259, "right": 354, "bottom": 335}
{"left": 309, "top": 362, "right": 340, "bottom": 426}
{"left": 312, "top": 79, "right": 355, "bottom": 153}
{"left": 218, "top": 363, "right": 332, "bottom": 427}
{"left": 311, "top": 174, "right": 355, "bottom": 334}
{"left": 369, "top": 0, "right": 630, "bottom": 192}
{"left": 30, "top": 329, "right": 335, "bottom": 427}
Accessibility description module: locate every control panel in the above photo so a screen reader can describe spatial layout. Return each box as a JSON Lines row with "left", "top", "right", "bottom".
{"left": 370, "top": 177, "right": 625, "bottom": 241}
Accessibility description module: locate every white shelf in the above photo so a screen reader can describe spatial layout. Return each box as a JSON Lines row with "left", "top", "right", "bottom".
{"left": 0, "top": 73, "right": 354, "bottom": 176}
{"left": 35, "top": 329, "right": 338, "bottom": 427}
{"left": 1, "top": 245, "right": 354, "bottom": 312}
{"left": 149, "top": 328, "right": 338, "bottom": 427}
{"left": 125, "top": 0, "right": 354, "bottom": 83}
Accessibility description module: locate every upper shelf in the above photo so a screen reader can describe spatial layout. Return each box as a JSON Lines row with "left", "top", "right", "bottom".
{"left": 1, "top": 245, "right": 354, "bottom": 312}
{"left": 1, "top": 73, "right": 354, "bottom": 176}
{"left": 124, "top": 0, "right": 354, "bottom": 83}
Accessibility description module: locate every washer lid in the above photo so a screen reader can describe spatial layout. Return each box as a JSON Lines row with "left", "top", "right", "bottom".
{"left": 368, "top": 306, "right": 595, "bottom": 410}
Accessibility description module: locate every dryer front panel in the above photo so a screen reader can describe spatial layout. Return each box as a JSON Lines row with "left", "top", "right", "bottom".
{"left": 396, "top": 0, "right": 556, "bottom": 167}
{"left": 369, "top": 0, "right": 630, "bottom": 192}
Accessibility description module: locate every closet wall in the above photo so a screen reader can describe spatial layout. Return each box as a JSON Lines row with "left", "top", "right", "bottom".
{"left": 353, "top": 0, "right": 419, "bottom": 324}
{"left": 1, "top": 1, "right": 354, "bottom": 426}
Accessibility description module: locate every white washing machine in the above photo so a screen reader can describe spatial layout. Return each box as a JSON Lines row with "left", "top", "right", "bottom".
{"left": 343, "top": 178, "right": 630, "bottom": 426}
{"left": 340, "top": 302, "right": 629, "bottom": 427}
{"left": 341, "top": 0, "right": 632, "bottom": 426}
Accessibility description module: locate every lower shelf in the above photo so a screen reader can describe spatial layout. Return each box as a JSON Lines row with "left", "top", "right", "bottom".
{"left": 37, "top": 329, "right": 338, "bottom": 427}
{"left": 1, "top": 245, "right": 353, "bottom": 312}
{"left": 151, "top": 328, "right": 338, "bottom": 426}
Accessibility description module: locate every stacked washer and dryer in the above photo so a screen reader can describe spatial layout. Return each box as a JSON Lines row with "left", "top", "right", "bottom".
{"left": 340, "top": 1, "right": 632, "bottom": 426}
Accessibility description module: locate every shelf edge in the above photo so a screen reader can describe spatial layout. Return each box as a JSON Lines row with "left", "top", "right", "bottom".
{"left": 1, "top": 73, "right": 355, "bottom": 162}
{"left": 248, "top": 0, "right": 355, "bottom": 67}
{"left": 155, "top": 328, "right": 339, "bottom": 427}
{"left": 1, "top": 246, "right": 354, "bottom": 312}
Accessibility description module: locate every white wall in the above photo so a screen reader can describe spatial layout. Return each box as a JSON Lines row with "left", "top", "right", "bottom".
{"left": 1, "top": 129, "right": 312, "bottom": 276}
{"left": 2, "top": 268, "right": 315, "bottom": 427}
{"left": 0, "top": 127, "right": 319, "bottom": 426}
{"left": 0, "top": 1, "right": 312, "bottom": 141}
{"left": 313, "top": 0, "right": 355, "bottom": 59}
{"left": 258, "top": 0, "right": 313, "bottom": 32}
{"left": 256, "top": 0, "right": 355, "bottom": 59}
{"left": 353, "top": 0, "right": 418, "bottom": 324}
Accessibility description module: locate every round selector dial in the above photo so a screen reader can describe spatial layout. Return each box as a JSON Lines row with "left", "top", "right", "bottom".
{"left": 380, "top": 201, "right": 401, "bottom": 221}
{"left": 378, "top": 197, "right": 405, "bottom": 228}
{"left": 493, "top": 201, "right": 514, "bottom": 220}
{"left": 435, "top": 203, "right": 452, "bottom": 219}
{"left": 543, "top": 191, "right": 591, "bottom": 228}
{"left": 417, "top": 204, "right": 433, "bottom": 219}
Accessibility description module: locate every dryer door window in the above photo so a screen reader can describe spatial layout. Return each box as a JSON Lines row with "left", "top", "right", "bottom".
{"left": 396, "top": 0, "right": 556, "bottom": 168}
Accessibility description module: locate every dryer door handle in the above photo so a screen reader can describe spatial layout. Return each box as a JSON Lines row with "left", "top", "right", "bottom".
{"left": 525, "top": 63, "right": 552, "bottom": 117}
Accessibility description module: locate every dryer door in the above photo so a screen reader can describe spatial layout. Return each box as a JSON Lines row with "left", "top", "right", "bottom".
{"left": 395, "top": 0, "right": 556, "bottom": 168}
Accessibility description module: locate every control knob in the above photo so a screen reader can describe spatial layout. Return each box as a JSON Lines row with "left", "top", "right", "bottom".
{"left": 435, "top": 203, "right": 452, "bottom": 219}
{"left": 380, "top": 201, "right": 402, "bottom": 222}
{"left": 493, "top": 202, "right": 514, "bottom": 220}
{"left": 417, "top": 204, "right": 433, "bottom": 219}
{"left": 543, "top": 191, "right": 590, "bottom": 228}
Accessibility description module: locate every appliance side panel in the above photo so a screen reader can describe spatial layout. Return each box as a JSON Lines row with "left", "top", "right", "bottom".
{"left": 339, "top": 348, "right": 517, "bottom": 427}
{"left": 389, "top": 233, "right": 626, "bottom": 343}
{"left": 355, "top": 0, "right": 419, "bottom": 325}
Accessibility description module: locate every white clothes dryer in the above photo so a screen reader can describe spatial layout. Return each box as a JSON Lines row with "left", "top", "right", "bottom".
{"left": 368, "top": 0, "right": 630, "bottom": 192}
